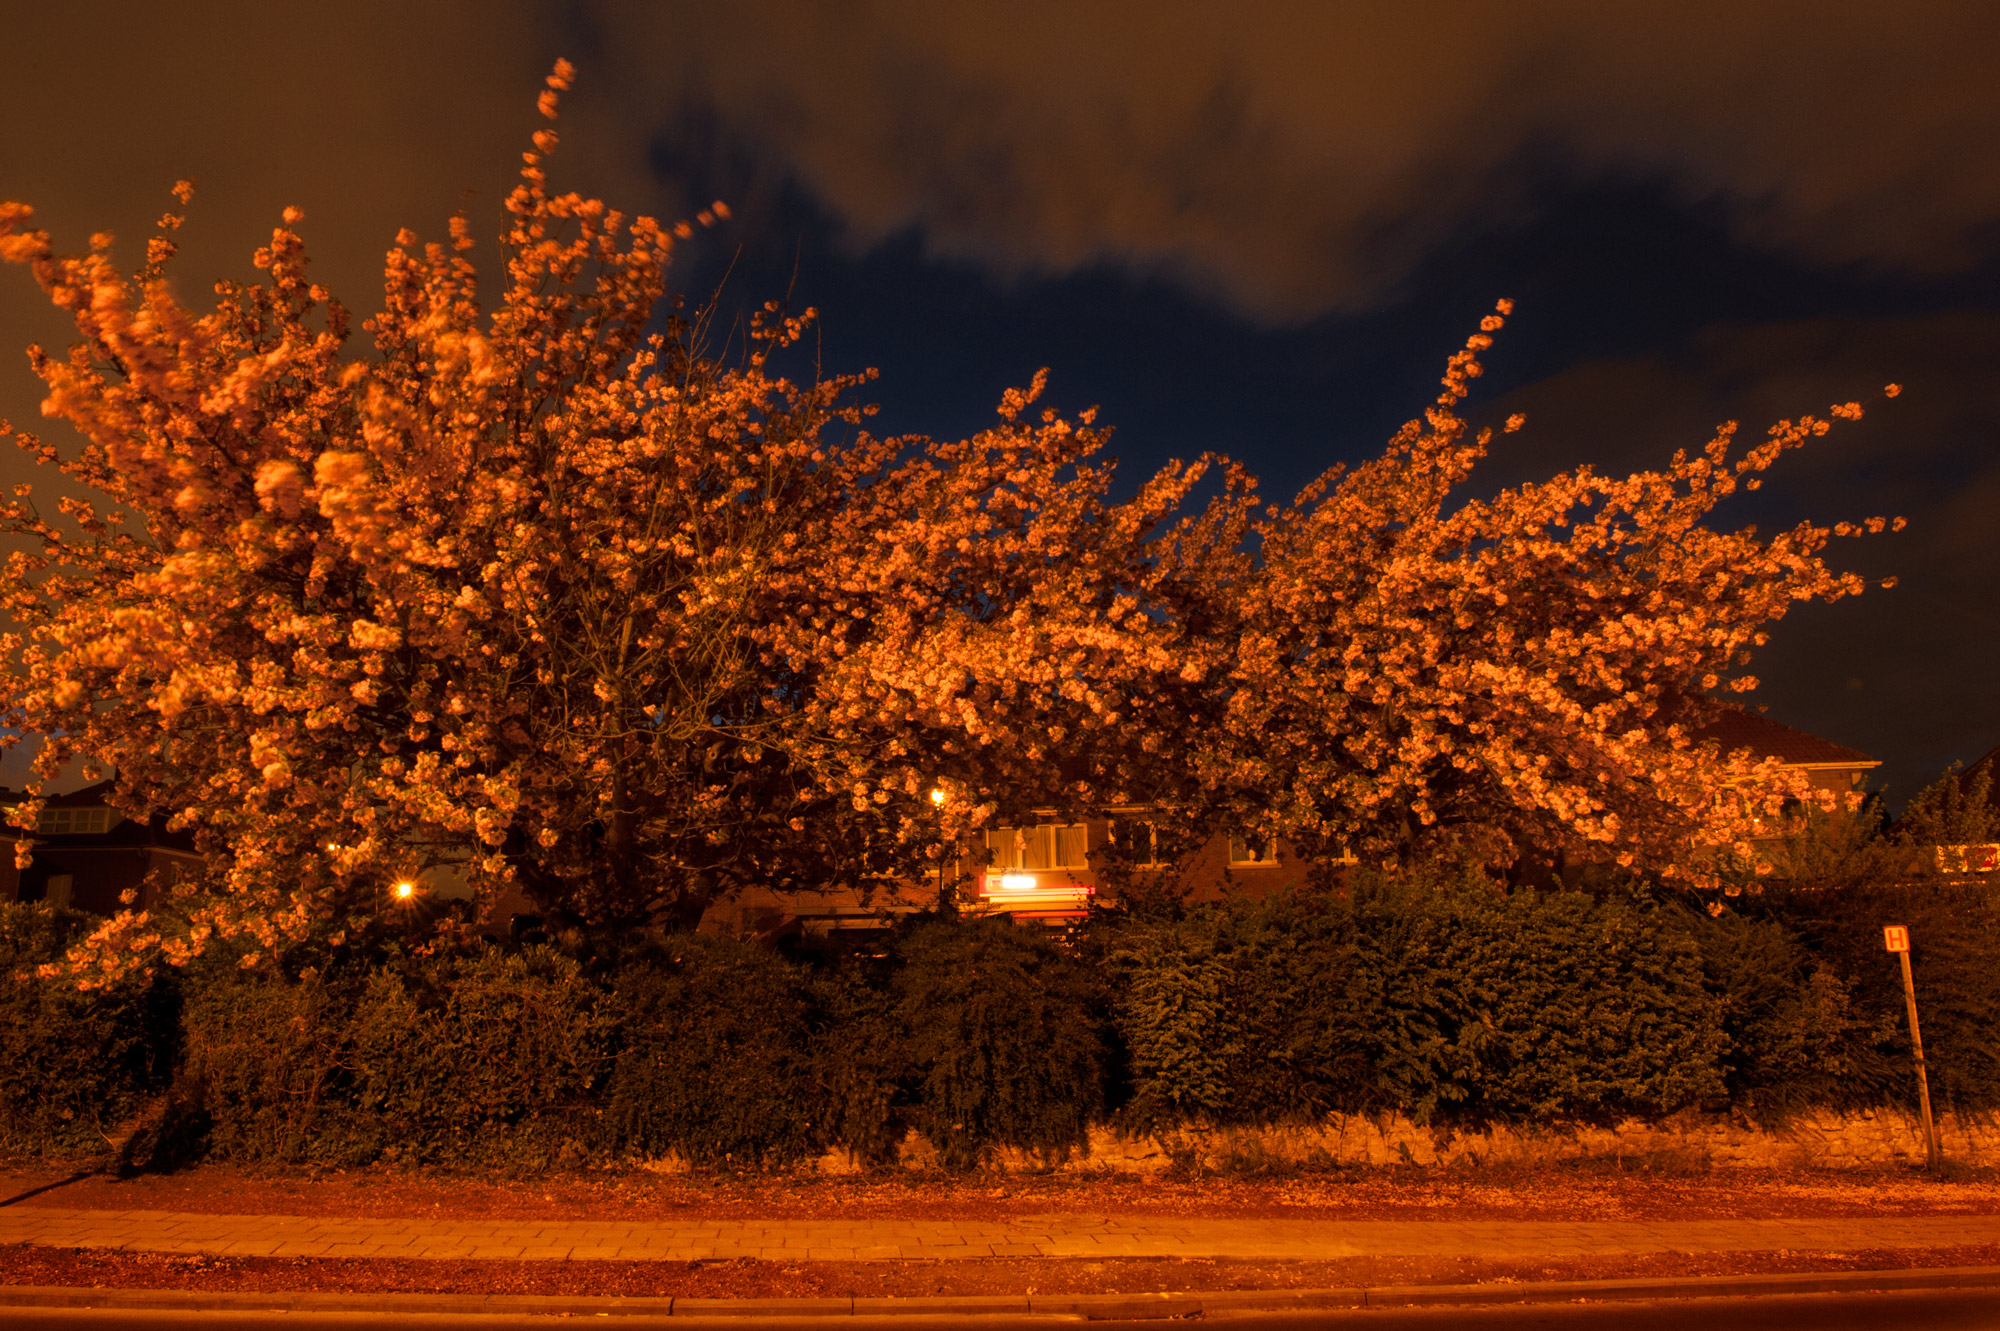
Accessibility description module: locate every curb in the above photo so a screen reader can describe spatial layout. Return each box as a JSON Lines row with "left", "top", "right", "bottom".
{"left": 7, "top": 1265, "right": 2000, "bottom": 1318}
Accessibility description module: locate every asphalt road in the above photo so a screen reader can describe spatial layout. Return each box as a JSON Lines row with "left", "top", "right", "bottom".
{"left": 10, "top": 1288, "right": 2000, "bottom": 1329}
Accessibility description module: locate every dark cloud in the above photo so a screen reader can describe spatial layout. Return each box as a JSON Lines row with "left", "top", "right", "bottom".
{"left": 8, "top": 4, "right": 1997, "bottom": 328}
{"left": 577, "top": 1, "right": 2000, "bottom": 319}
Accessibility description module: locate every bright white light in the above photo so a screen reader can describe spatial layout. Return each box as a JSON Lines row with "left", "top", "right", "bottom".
{"left": 929, "top": 788, "right": 946, "bottom": 806}
{"left": 998, "top": 873, "right": 1037, "bottom": 892}
{"left": 393, "top": 881, "right": 416, "bottom": 900}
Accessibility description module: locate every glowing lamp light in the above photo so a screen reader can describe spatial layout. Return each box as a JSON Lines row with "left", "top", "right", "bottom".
{"left": 393, "top": 881, "right": 417, "bottom": 900}
{"left": 929, "top": 788, "right": 946, "bottom": 806}
{"left": 997, "top": 873, "right": 1037, "bottom": 892}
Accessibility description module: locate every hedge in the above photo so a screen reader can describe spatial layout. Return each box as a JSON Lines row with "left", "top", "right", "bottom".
{"left": 178, "top": 944, "right": 612, "bottom": 1167}
{"left": 1111, "top": 868, "right": 1726, "bottom": 1131}
{"left": 6, "top": 870, "right": 1998, "bottom": 1167}
{"left": 889, "top": 916, "right": 1111, "bottom": 1169}
{"left": 0, "top": 903, "right": 175, "bottom": 1153}
{"left": 601, "top": 933, "right": 825, "bottom": 1167}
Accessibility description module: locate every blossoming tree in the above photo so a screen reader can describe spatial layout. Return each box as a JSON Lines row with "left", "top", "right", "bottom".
{"left": 0, "top": 66, "right": 1244, "bottom": 977}
{"left": 1207, "top": 311, "right": 1901, "bottom": 882}
{"left": 0, "top": 65, "right": 1897, "bottom": 980}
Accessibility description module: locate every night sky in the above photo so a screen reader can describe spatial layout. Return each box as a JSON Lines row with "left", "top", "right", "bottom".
{"left": 3, "top": 2, "right": 1997, "bottom": 805}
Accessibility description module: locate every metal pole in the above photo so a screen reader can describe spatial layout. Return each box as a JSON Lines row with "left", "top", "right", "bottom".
{"left": 1898, "top": 948, "right": 1944, "bottom": 1170}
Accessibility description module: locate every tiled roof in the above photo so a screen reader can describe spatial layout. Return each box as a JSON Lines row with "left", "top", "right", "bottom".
{"left": 1967, "top": 744, "right": 2000, "bottom": 779}
{"left": 0, "top": 780, "right": 118, "bottom": 807}
{"left": 1944, "top": 743, "right": 2000, "bottom": 808}
{"left": 43, "top": 780, "right": 117, "bottom": 808}
{"left": 0, "top": 779, "right": 197, "bottom": 852}
{"left": 1691, "top": 707, "right": 1878, "bottom": 768}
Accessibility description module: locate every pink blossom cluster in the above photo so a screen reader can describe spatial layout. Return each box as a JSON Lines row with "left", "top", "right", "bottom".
{"left": 1218, "top": 303, "right": 1897, "bottom": 879}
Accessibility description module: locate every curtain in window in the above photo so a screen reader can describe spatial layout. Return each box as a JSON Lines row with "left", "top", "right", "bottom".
{"left": 984, "top": 828, "right": 1020, "bottom": 869}
{"left": 1055, "top": 825, "right": 1088, "bottom": 869}
{"left": 986, "top": 826, "right": 1053, "bottom": 869}
{"left": 986, "top": 824, "right": 1087, "bottom": 871}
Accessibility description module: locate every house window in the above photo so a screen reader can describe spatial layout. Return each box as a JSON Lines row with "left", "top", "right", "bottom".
{"left": 1228, "top": 833, "right": 1279, "bottom": 866}
{"left": 45, "top": 874, "right": 73, "bottom": 908}
{"left": 36, "top": 808, "right": 110, "bottom": 836}
{"left": 985, "top": 823, "right": 1089, "bottom": 871}
{"left": 1937, "top": 844, "right": 2000, "bottom": 875}
{"left": 1108, "top": 819, "right": 1164, "bottom": 867}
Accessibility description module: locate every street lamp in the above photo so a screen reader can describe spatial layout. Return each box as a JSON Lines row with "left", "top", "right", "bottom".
{"left": 929, "top": 788, "right": 948, "bottom": 904}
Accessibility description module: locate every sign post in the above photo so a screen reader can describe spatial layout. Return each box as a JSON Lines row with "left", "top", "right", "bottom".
{"left": 1884, "top": 925, "right": 1943, "bottom": 1170}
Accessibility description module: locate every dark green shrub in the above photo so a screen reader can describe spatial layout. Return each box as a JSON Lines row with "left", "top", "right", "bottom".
{"left": 122, "top": 859, "right": 2000, "bottom": 1173}
{"left": 181, "top": 943, "right": 612, "bottom": 1167}
{"left": 808, "top": 961, "right": 907, "bottom": 1167}
{"left": 1110, "top": 888, "right": 1369, "bottom": 1130}
{"left": 349, "top": 946, "right": 614, "bottom": 1165}
{"left": 1760, "top": 878, "right": 2000, "bottom": 1116}
{"left": 1222, "top": 887, "right": 1380, "bottom": 1121}
{"left": 893, "top": 918, "right": 1110, "bottom": 1170}
{"left": 1872, "top": 892, "right": 2000, "bottom": 1117}
{"left": 178, "top": 949, "right": 372, "bottom": 1164}
{"left": 0, "top": 903, "right": 176, "bottom": 1154}
{"left": 1677, "top": 904, "right": 1889, "bottom": 1117}
{"left": 602, "top": 933, "right": 824, "bottom": 1167}
{"left": 1410, "top": 883, "right": 1726, "bottom": 1122}
{"left": 1698, "top": 764, "right": 2000, "bottom": 1119}
{"left": 1109, "top": 870, "right": 1727, "bottom": 1131}
{"left": 1107, "top": 915, "right": 1239, "bottom": 1132}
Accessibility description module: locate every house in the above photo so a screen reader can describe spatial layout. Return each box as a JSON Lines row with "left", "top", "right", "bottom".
{"left": 1900, "top": 740, "right": 2000, "bottom": 876}
{"left": 716, "top": 813, "right": 1317, "bottom": 941}
{"left": 1692, "top": 706, "right": 1881, "bottom": 858}
{"left": 0, "top": 782, "right": 203, "bottom": 914}
{"left": 1691, "top": 706, "right": 1881, "bottom": 800}
{"left": 732, "top": 708, "right": 1886, "bottom": 939}
{"left": 1673, "top": 705, "right": 1894, "bottom": 885}
{"left": 13, "top": 709, "right": 1875, "bottom": 933}
{"left": 724, "top": 812, "right": 1330, "bottom": 942}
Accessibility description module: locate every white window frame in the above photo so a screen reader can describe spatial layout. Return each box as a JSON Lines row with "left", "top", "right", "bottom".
{"left": 36, "top": 808, "right": 110, "bottom": 836}
{"left": 1108, "top": 818, "right": 1165, "bottom": 868}
{"left": 1228, "top": 832, "right": 1281, "bottom": 867}
{"left": 985, "top": 823, "right": 1090, "bottom": 871}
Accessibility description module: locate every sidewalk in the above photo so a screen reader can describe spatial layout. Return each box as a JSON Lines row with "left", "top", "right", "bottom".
{"left": 7, "top": 1205, "right": 2000, "bottom": 1262}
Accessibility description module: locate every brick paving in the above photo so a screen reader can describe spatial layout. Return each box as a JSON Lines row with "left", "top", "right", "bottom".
{"left": 4, "top": 1206, "right": 2000, "bottom": 1262}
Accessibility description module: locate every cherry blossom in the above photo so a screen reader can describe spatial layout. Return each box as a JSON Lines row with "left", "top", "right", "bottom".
{"left": 1208, "top": 304, "right": 1899, "bottom": 880}
{"left": 0, "top": 67, "right": 1897, "bottom": 984}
